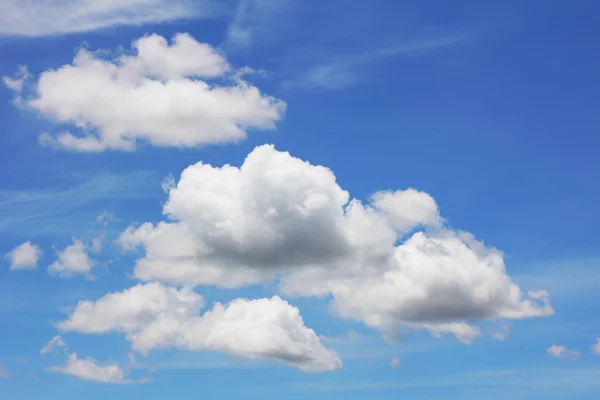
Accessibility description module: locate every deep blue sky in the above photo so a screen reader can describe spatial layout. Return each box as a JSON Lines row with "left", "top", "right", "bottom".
{"left": 1, "top": 1, "right": 599, "bottom": 399}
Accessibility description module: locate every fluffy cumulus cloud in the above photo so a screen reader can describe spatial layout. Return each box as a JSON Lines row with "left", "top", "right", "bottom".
{"left": 118, "top": 144, "right": 553, "bottom": 343}
{"left": 5, "top": 241, "right": 41, "bottom": 270}
{"left": 547, "top": 345, "right": 580, "bottom": 360}
{"left": 592, "top": 338, "right": 600, "bottom": 356}
{"left": 3, "top": 33, "right": 285, "bottom": 152}
{"left": 49, "top": 353, "right": 131, "bottom": 384}
{"left": 48, "top": 239, "right": 94, "bottom": 279}
{"left": 58, "top": 282, "right": 341, "bottom": 372}
{"left": 0, "top": 0, "right": 206, "bottom": 37}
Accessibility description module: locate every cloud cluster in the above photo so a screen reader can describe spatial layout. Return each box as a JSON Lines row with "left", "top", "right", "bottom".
{"left": 0, "top": 0, "right": 204, "bottom": 37}
{"left": 5, "top": 241, "right": 41, "bottom": 270}
{"left": 58, "top": 282, "right": 341, "bottom": 372}
{"left": 119, "top": 144, "right": 553, "bottom": 342}
{"left": 4, "top": 33, "right": 285, "bottom": 152}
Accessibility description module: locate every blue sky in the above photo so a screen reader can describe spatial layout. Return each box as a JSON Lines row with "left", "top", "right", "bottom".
{"left": 1, "top": 0, "right": 599, "bottom": 399}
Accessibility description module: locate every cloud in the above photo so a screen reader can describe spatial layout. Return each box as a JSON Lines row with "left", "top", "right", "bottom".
{"left": 288, "top": 36, "right": 470, "bottom": 90}
{"left": 0, "top": 170, "right": 157, "bottom": 237}
{"left": 592, "top": 338, "right": 600, "bottom": 356}
{"left": 58, "top": 282, "right": 341, "bottom": 372}
{"left": 547, "top": 345, "right": 580, "bottom": 360}
{"left": 41, "top": 335, "right": 67, "bottom": 356}
{"left": 5, "top": 241, "right": 41, "bottom": 270}
{"left": 48, "top": 239, "right": 94, "bottom": 279}
{"left": 390, "top": 355, "right": 400, "bottom": 368}
{"left": 225, "top": 0, "right": 296, "bottom": 48}
{"left": 119, "top": 144, "right": 553, "bottom": 343}
{"left": 5, "top": 33, "right": 285, "bottom": 152}
{"left": 49, "top": 353, "right": 134, "bottom": 384}
{"left": 0, "top": 0, "right": 209, "bottom": 37}
{"left": 2, "top": 65, "right": 31, "bottom": 93}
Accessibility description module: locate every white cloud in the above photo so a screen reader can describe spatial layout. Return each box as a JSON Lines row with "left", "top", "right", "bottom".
{"left": 5, "top": 241, "right": 41, "bottom": 270}
{"left": 547, "top": 345, "right": 580, "bottom": 360}
{"left": 592, "top": 338, "right": 600, "bottom": 356}
{"left": 48, "top": 239, "right": 94, "bottom": 279}
{"left": 2, "top": 65, "right": 30, "bottom": 92}
{"left": 0, "top": 365, "right": 10, "bottom": 379}
{"left": 119, "top": 144, "right": 553, "bottom": 343}
{"left": 6, "top": 33, "right": 285, "bottom": 152}
{"left": 49, "top": 353, "right": 132, "bottom": 384}
{"left": 390, "top": 355, "right": 400, "bottom": 367}
{"left": 58, "top": 283, "right": 341, "bottom": 372}
{"left": 0, "top": 0, "right": 208, "bottom": 37}
{"left": 41, "top": 335, "right": 67, "bottom": 356}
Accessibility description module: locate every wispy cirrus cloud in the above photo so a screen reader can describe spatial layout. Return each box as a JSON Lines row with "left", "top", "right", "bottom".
{"left": 0, "top": 170, "right": 158, "bottom": 237}
{"left": 224, "top": 0, "right": 297, "bottom": 48}
{"left": 285, "top": 35, "right": 471, "bottom": 91}
{"left": 0, "top": 0, "right": 214, "bottom": 37}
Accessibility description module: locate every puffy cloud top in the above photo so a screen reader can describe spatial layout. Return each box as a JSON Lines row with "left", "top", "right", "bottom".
{"left": 119, "top": 144, "right": 553, "bottom": 343}
{"left": 59, "top": 283, "right": 341, "bottom": 372}
{"left": 4, "top": 33, "right": 285, "bottom": 151}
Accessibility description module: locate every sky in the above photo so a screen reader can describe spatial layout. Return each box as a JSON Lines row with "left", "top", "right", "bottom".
{"left": 0, "top": 0, "right": 599, "bottom": 399}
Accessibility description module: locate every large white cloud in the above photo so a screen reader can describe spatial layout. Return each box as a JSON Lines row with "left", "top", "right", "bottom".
{"left": 5, "top": 241, "right": 41, "bottom": 270}
{"left": 49, "top": 353, "right": 131, "bottom": 384}
{"left": 4, "top": 33, "right": 285, "bottom": 152}
{"left": 58, "top": 282, "right": 341, "bottom": 372}
{"left": 0, "top": 0, "right": 206, "bottom": 37}
{"left": 119, "top": 144, "right": 553, "bottom": 342}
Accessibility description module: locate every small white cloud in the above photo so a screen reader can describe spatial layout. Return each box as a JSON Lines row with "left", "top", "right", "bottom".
{"left": 2, "top": 65, "right": 30, "bottom": 92}
{"left": 48, "top": 353, "right": 134, "bottom": 384}
{"left": 592, "top": 338, "right": 600, "bottom": 356}
{"left": 48, "top": 239, "right": 93, "bottom": 279}
{"left": 0, "top": 0, "right": 205, "bottom": 37}
{"left": 547, "top": 345, "right": 580, "bottom": 360}
{"left": 41, "top": 335, "right": 67, "bottom": 356}
{"left": 9, "top": 33, "right": 285, "bottom": 152}
{"left": 6, "top": 241, "right": 41, "bottom": 270}
{"left": 390, "top": 355, "right": 400, "bottom": 368}
{"left": 58, "top": 283, "right": 341, "bottom": 372}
